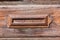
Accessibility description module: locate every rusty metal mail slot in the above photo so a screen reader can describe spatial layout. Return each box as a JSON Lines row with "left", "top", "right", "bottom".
{"left": 7, "top": 14, "right": 51, "bottom": 28}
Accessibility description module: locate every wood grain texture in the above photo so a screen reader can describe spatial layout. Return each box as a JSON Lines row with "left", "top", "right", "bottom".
{"left": 8, "top": 14, "right": 49, "bottom": 28}
{"left": 0, "top": 0, "right": 59, "bottom": 5}
{"left": 0, "top": 38, "right": 60, "bottom": 40}
{"left": 0, "top": 5, "right": 60, "bottom": 37}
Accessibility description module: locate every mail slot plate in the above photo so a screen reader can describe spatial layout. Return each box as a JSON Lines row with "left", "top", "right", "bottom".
{"left": 7, "top": 14, "right": 51, "bottom": 28}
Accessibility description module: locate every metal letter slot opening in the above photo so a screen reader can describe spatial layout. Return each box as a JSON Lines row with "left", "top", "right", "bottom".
{"left": 7, "top": 14, "right": 51, "bottom": 28}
